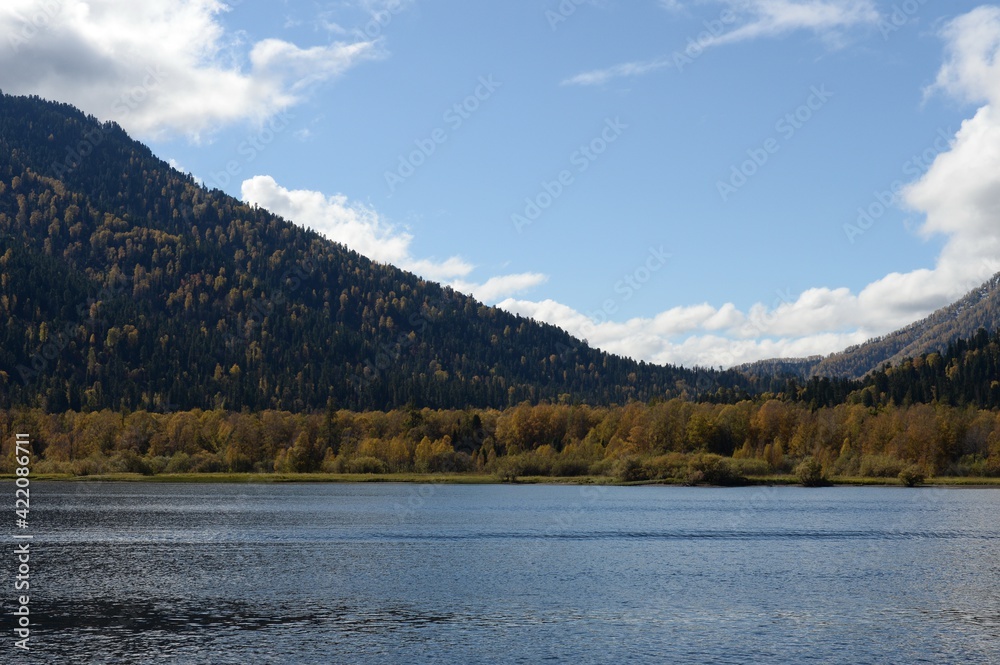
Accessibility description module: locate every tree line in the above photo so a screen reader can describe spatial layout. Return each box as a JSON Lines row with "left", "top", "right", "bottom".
{"left": 2, "top": 397, "right": 997, "bottom": 480}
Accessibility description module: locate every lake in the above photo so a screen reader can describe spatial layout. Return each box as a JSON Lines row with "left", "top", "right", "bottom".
{"left": 9, "top": 482, "right": 1000, "bottom": 664}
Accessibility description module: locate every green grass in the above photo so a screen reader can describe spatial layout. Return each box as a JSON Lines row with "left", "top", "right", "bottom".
{"left": 829, "top": 475, "right": 1000, "bottom": 487}
{"left": 1, "top": 471, "right": 605, "bottom": 485}
{"left": 5, "top": 472, "right": 499, "bottom": 484}
{"left": 2, "top": 472, "right": 999, "bottom": 486}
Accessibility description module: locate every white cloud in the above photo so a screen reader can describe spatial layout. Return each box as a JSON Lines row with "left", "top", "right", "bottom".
{"left": 929, "top": 5, "right": 1000, "bottom": 105}
{"left": 241, "top": 176, "right": 547, "bottom": 302}
{"left": 561, "top": 57, "right": 672, "bottom": 87}
{"left": 496, "top": 297, "right": 874, "bottom": 368}
{"left": 0, "top": 0, "right": 380, "bottom": 140}
{"left": 499, "top": 238, "right": 998, "bottom": 368}
{"left": 563, "top": 0, "right": 879, "bottom": 86}
{"left": 452, "top": 273, "right": 549, "bottom": 303}
{"left": 506, "top": 6, "right": 1000, "bottom": 368}
{"left": 710, "top": 0, "right": 879, "bottom": 47}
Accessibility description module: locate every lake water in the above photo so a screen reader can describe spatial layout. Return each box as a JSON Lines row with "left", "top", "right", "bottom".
{"left": 9, "top": 481, "right": 1000, "bottom": 664}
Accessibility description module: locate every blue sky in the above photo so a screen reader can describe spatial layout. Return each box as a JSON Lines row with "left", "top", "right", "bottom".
{"left": 3, "top": 1, "right": 1000, "bottom": 368}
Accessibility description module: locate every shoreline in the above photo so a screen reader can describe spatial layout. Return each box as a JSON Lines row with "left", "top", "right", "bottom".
{"left": 3, "top": 472, "right": 999, "bottom": 487}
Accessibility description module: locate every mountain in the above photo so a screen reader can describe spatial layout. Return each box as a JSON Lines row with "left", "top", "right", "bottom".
{"left": 0, "top": 92, "right": 749, "bottom": 412}
{"left": 789, "top": 325, "right": 1000, "bottom": 411}
{"left": 740, "top": 273, "right": 1000, "bottom": 381}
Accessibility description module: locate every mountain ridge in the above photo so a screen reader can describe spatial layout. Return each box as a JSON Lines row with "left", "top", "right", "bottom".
{"left": 740, "top": 272, "right": 1000, "bottom": 380}
{"left": 0, "top": 92, "right": 747, "bottom": 412}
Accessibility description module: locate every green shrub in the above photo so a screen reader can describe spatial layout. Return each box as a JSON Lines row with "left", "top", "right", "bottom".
{"left": 188, "top": 452, "right": 225, "bottom": 473}
{"left": 320, "top": 452, "right": 340, "bottom": 474}
{"left": 686, "top": 454, "right": 747, "bottom": 486}
{"left": 859, "top": 455, "right": 905, "bottom": 478}
{"left": 613, "top": 457, "right": 648, "bottom": 482}
{"left": 31, "top": 459, "right": 74, "bottom": 475}
{"left": 492, "top": 456, "right": 522, "bottom": 483}
{"left": 898, "top": 466, "right": 925, "bottom": 487}
{"left": 644, "top": 453, "right": 689, "bottom": 481}
{"left": 515, "top": 452, "right": 552, "bottom": 477}
{"left": 587, "top": 458, "right": 614, "bottom": 477}
{"left": 830, "top": 453, "right": 861, "bottom": 477}
{"left": 146, "top": 456, "right": 171, "bottom": 475}
{"left": 70, "top": 455, "right": 112, "bottom": 476}
{"left": 345, "top": 456, "right": 388, "bottom": 474}
{"left": 731, "top": 457, "right": 772, "bottom": 477}
{"left": 795, "top": 457, "right": 828, "bottom": 487}
{"left": 950, "top": 455, "right": 1000, "bottom": 478}
{"left": 164, "top": 452, "right": 193, "bottom": 474}
{"left": 110, "top": 450, "right": 153, "bottom": 475}
{"left": 550, "top": 459, "right": 591, "bottom": 477}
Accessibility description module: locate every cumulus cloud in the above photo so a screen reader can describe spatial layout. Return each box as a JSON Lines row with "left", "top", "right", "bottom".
{"left": 511, "top": 6, "right": 1000, "bottom": 368}
{"left": 563, "top": 0, "right": 879, "bottom": 86}
{"left": 500, "top": 231, "right": 996, "bottom": 367}
{"left": 929, "top": 5, "right": 1000, "bottom": 105}
{"left": 0, "top": 0, "right": 380, "bottom": 140}
{"left": 496, "top": 297, "right": 874, "bottom": 368}
{"left": 241, "top": 176, "right": 547, "bottom": 302}
{"left": 451, "top": 273, "right": 550, "bottom": 304}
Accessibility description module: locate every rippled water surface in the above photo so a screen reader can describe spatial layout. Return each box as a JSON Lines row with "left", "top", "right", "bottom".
{"left": 10, "top": 482, "right": 1000, "bottom": 663}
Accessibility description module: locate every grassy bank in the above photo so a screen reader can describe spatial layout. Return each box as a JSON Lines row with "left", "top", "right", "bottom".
{"left": 4, "top": 472, "right": 1000, "bottom": 487}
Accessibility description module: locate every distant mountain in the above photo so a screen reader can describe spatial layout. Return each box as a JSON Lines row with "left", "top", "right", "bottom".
{"left": 0, "top": 92, "right": 746, "bottom": 412}
{"left": 741, "top": 273, "right": 1000, "bottom": 380}
{"left": 737, "top": 356, "right": 820, "bottom": 381}
{"left": 843, "top": 325, "right": 1000, "bottom": 409}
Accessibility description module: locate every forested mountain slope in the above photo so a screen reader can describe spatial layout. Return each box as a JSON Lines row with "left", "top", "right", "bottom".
{"left": 812, "top": 274, "right": 1000, "bottom": 379}
{"left": 0, "top": 92, "right": 745, "bottom": 412}
{"left": 740, "top": 273, "right": 1000, "bottom": 381}
{"left": 789, "top": 326, "right": 1000, "bottom": 411}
